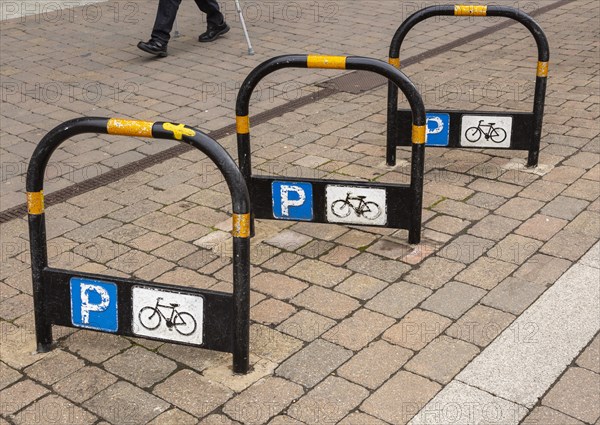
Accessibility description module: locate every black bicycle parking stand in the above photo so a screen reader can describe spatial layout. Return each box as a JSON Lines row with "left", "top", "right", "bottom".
{"left": 386, "top": 4, "right": 550, "bottom": 168}
{"left": 27, "top": 118, "right": 252, "bottom": 373}
{"left": 236, "top": 55, "right": 427, "bottom": 244}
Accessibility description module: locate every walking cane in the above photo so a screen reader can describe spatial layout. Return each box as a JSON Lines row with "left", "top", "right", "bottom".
{"left": 174, "top": 18, "right": 181, "bottom": 38}
{"left": 234, "top": 0, "right": 254, "bottom": 55}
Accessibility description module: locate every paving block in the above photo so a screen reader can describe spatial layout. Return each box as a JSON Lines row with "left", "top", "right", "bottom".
{"left": 153, "top": 370, "right": 232, "bottom": 419}
{"left": 149, "top": 408, "right": 198, "bottom": 425}
{"left": 361, "top": 371, "right": 441, "bottom": 424}
{"left": 222, "top": 377, "right": 303, "bottom": 424}
{"left": 487, "top": 234, "right": 543, "bottom": 265}
{"left": 522, "top": 406, "right": 585, "bottom": 425}
{"left": 52, "top": 366, "right": 117, "bottom": 403}
{"left": 292, "top": 285, "right": 360, "bottom": 320}
{"left": 346, "top": 252, "right": 411, "bottom": 282}
{"left": 11, "top": 394, "right": 97, "bottom": 425}
{"left": 0, "top": 363, "right": 21, "bottom": 391}
{"left": 542, "top": 367, "right": 600, "bottom": 424}
{"left": 288, "top": 259, "right": 352, "bottom": 287}
{"left": 104, "top": 346, "right": 177, "bottom": 388}
{"left": 0, "top": 380, "right": 48, "bottom": 416}
{"left": 288, "top": 376, "right": 368, "bottom": 424}
{"left": 277, "top": 310, "right": 336, "bottom": 342}
{"left": 366, "top": 281, "right": 432, "bottom": 319}
{"left": 405, "top": 335, "right": 479, "bottom": 384}
{"left": 516, "top": 214, "right": 568, "bottom": 241}
{"left": 483, "top": 276, "right": 546, "bottom": 314}
{"left": 446, "top": 305, "right": 515, "bottom": 347}
{"left": 496, "top": 197, "right": 544, "bottom": 220}
{"left": 265, "top": 230, "right": 311, "bottom": 251}
{"left": 405, "top": 257, "right": 466, "bottom": 290}
{"left": 421, "top": 281, "right": 487, "bottom": 319}
{"left": 338, "top": 412, "right": 388, "bottom": 425}
{"left": 250, "top": 298, "right": 297, "bottom": 325}
{"left": 24, "top": 349, "right": 85, "bottom": 386}
{"left": 438, "top": 235, "right": 495, "bottom": 265}
{"left": 322, "top": 309, "right": 395, "bottom": 350}
{"left": 455, "top": 256, "right": 517, "bottom": 290}
{"left": 383, "top": 309, "right": 452, "bottom": 351}
{"left": 203, "top": 355, "right": 277, "bottom": 393}
{"left": 158, "top": 343, "right": 228, "bottom": 372}
{"left": 250, "top": 324, "right": 303, "bottom": 364}
{"left": 467, "top": 214, "right": 520, "bottom": 241}
{"left": 276, "top": 339, "right": 352, "bottom": 388}
{"left": 338, "top": 340, "right": 412, "bottom": 389}
{"left": 576, "top": 334, "right": 600, "bottom": 373}
{"left": 542, "top": 195, "right": 590, "bottom": 220}
{"left": 334, "top": 273, "right": 387, "bottom": 300}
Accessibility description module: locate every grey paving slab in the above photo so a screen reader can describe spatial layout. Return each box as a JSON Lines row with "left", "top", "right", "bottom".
{"left": 408, "top": 381, "right": 528, "bottom": 425}
{"left": 457, "top": 258, "right": 600, "bottom": 407}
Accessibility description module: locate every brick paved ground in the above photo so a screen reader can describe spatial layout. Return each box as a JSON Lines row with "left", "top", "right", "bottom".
{"left": 1, "top": 0, "right": 599, "bottom": 424}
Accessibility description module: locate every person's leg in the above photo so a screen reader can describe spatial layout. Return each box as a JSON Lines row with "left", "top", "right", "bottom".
{"left": 196, "top": 0, "right": 229, "bottom": 41}
{"left": 194, "top": 0, "right": 225, "bottom": 28}
{"left": 150, "top": 0, "right": 183, "bottom": 44}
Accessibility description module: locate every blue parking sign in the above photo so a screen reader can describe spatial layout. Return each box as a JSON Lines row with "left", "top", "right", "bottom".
{"left": 425, "top": 113, "right": 450, "bottom": 146}
{"left": 70, "top": 278, "right": 118, "bottom": 332}
{"left": 272, "top": 181, "right": 313, "bottom": 221}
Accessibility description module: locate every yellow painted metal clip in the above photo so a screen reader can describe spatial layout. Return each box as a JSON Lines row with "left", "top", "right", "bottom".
{"left": 163, "top": 122, "right": 196, "bottom": 140}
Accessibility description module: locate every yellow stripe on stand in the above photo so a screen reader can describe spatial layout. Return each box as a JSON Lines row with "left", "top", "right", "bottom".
{"left": 107, "top": 118, "right": 153, "bottom": 137}
{"left": 236, "top": 116, "right": 250, "bottom": 134}
{"left": 232, "top": 213, "right": 250, "bottom": 238}
{"left": 307, "top": 55, "right": 347, "bottom": 69}
{"left": 27, "top": 191, "right": 44, "bottom": 215}
{"left": 454, "top": 5, "right": 487, "bottom": 16}
{"left": 537, "top": 61, "right": 549, "bottom": 77}
{"left": 412, "top": 125, "right": 426, "bottom": 144}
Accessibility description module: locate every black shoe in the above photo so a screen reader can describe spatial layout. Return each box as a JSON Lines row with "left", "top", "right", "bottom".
{"left": 198, "top": 22, "right": 230, "bottom": 42}
{"left": 137, "top": 39, "right": 168, "bottom": 57}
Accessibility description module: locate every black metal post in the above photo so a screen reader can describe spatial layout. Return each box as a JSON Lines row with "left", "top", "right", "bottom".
{"left": 236, "top": 54, "right": 426, "bottom": 244}
{"left": 27, "top": 118, "right": 252, "bottom": 373}
{"left": 386, "top": 5, "right": 550, "bottom": 167}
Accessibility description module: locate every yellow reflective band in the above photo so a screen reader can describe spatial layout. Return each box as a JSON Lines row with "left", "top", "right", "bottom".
{"left": 454, "top": 5, "right": 487, "bottom": 16}
{"left": 162, "top": 122, "right": 196, "bottom": 140}
{"left": 307, "top": 55, "right": 347, "bottom": 69}
{"left": 236, "top": 116, "right": 250, "bottom": 134}
{"left": 389, "top": 57, "right": 401, "bottom": 68}
{"left": 537, "top": 61, "right": 549, "bottom": 77}
{"left": 107, "top": 118, "right": 153, "bottom": 137}
{"left": 232, "top": 213, "right": 250, "bottom": 238}
{"left": 27, "top": 191, "right": 44, "bottom": 215}
{"left": 412, "top": 125, "right": 426, "bottom": 144}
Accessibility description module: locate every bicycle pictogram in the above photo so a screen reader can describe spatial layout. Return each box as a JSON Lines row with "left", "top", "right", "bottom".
{"left": 331, "top": 192, "right": 382, "bottom": 220}
{"left": 465, "top": 120, "right": 507, "bottom": 143}
{"left": 138, "top": 297, "right": 197, "bottom": 336}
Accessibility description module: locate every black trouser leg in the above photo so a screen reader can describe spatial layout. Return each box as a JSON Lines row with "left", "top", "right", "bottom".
{"left": 194, "top": 0, "right": 225, "bottom": 28}
{"left": 150, "top": 0, "right": 183, "bottom": 44}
